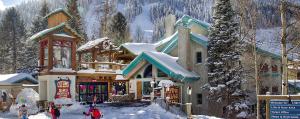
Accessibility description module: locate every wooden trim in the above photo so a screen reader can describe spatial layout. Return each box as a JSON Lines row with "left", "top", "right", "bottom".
{"left": 48, "top": 37, "right": 53, "bottom": 71}
{"left": 126, "top": 60, "right": 147, "bottom": 80}
{"left": 39, "top": 71, "right": 76, "bottom": 75}
{"left": 257, "top": 95, "right": 300, "bottom": 100}
{"left": 71, "top": 41, "right": 77, "bottom": 70}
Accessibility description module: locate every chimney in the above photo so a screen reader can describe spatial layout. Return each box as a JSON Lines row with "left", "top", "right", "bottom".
{"left": 164, "top": 14, "right": 176, "bottom": 37}
{"left": 178, "top": 25, "right": 192, "bottom": 71}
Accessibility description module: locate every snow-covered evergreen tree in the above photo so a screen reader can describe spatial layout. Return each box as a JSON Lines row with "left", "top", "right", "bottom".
{"left": 125, "top": 0, "right": 143, "bottom": 22}
{"left": 205, "top": 0, "right": 249, "bottom": 118}
{"left": 66, "top": 0, "right": 87, "bottom": 41}
{"left": 0, "top": 7, "right": 26, "bottom": 73}
{"left": 100, "top": 0, "right": 117, "bottom": 37}
{"left": 108, "top": 12, "right": 131, "bottom": 46}
{"left": 20, "top": 1, "right": 50, "bottom": 74}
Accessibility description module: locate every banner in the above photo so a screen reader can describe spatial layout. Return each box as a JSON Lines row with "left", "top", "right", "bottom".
{"left": 55, "top": 77, "right": 71, "bottom": 99}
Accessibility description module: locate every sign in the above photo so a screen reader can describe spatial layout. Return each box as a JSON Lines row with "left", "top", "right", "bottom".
{"left": 270, "top": 100, "right": 300, "bottom": 119}
{"left": 165, "top": 86, "right": 180, "bottom": 103}
{"left": 55, "top": 77, "right": 71, "bottom": 99}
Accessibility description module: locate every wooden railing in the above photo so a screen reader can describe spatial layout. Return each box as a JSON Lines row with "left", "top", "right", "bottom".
{"left": 78, "top": 62, "right": 127, "bottom": 72}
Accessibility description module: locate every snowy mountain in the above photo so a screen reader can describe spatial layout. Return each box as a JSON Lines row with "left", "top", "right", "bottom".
{"left": 0, "top": 0, "right": 298, "bottom": 43}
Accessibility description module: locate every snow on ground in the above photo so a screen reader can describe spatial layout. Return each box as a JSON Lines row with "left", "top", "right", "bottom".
{"left": 0, "top": 103, "right": 220, "bottom": 119}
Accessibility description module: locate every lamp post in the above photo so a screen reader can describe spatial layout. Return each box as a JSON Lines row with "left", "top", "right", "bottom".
{"left": 150, "top": 80, "right": 155, "bottom": 102}
{"left": 186, "top": 86, "right": 192, "bottom": 119}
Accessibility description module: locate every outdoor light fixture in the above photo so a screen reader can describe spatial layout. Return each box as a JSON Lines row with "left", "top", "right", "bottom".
{"left": 288, "top": 94, "right": 292, "bottom": 104}
{"left": 187, "top": 86, "right": 192, "bottom": 95}
{"left": 151, "top": 80, "right": 155, "bottom": 88}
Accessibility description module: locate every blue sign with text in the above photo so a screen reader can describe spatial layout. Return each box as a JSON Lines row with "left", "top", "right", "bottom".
{"left": 270, "top": 100, "right": 300, "bottom": 119}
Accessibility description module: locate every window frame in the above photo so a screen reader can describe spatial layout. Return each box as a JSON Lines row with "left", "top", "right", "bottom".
{"left": 196, "top": 51, "right": 202, "bottom": 64}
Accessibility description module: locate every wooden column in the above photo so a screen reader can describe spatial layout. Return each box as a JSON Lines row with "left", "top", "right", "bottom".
{"left": 39, "top": 41, "right": 44, "bottom": 67}
{"left": 48, "top": 38, "right": 53, "bottom": 71}
{"left": 71, "top": 40, "right": 77, "bottom": 70}
{"left": 92, "top": 49, "right": 97, "bottom": 69}
{"left": 266, "top": 99, "right": 270, "bottom": 119}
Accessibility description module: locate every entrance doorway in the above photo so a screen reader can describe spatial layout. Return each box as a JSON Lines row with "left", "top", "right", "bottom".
{"left": 78, "top": 82, "right": 108, "bottom": 104}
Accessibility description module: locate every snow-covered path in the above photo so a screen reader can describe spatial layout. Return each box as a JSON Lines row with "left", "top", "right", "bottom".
{"left": 1, "top": 103, "right": 185, "bottom": 119}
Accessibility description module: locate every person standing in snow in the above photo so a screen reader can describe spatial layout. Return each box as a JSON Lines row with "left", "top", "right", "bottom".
{"left": 18, "top": 104, "right": 28, "bottom": 119}
{"left": 50, "top": 104, "right": 60, "bottom": 119}
{"left": 83, "top": 104, "right": 102, "bottom": 119}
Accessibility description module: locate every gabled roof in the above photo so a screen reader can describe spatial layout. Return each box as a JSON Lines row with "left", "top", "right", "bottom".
{"left": 175, "top": 15, "right": 210, "bottom": 30}
{"left": 0, "top": 73, "right": 38, "bottom": 84}
{"left": 44, "top": 8, "right": 72, "bottom": 19}
{"left": 77, "top": 37, "right": 114, "bottom": 52}
{"left": 29, "top": 22, "right": 84, "bottom": 42}
{"left": 122, "top": 51, "right": 200, "bottom": 82}
{"left": 119, "top": 43, "right": 157, "bottom": 56}
{"left": 159, "top": 32, "right": 208, "bottom": 54}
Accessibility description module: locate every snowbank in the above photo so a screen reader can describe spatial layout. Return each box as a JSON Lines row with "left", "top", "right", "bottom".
{"left": 53, "top": 98, "right": 74, "bottom": 105}
{"left": 59, "top": 102, "right": 85, "bottom": 114}
{"left": 10, "top": 88, "right": 39, "bottom": 115}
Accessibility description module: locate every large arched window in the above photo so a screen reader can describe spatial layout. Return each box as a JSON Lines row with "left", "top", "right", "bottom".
{"left": 143, "top": 65, "right": 152, "bottom": 78}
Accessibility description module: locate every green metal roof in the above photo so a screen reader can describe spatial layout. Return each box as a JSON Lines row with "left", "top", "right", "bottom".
{"left": 161, "top": 33, "right": 208, "bottom": 54}
{"left": 175, "top": 15, "right": 210, "bottom": 30}
{"left": 29, "top": 22, "right": 84, "bottom": 41}
{"left": 122, "top": 52, "right": 200, "bottom": 82}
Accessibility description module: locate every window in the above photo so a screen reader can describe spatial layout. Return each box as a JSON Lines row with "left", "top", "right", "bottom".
{"left": 143, "top": 65, "right": 152, "bottom": 78}
{"left": 272, "top": 65, "right": 278, "bottom": 72}
{"left": 196, "top": 52, "right": 202, "bottom": 63}
{"left": 44, "top": 48, "right": 48, "bottom": 66}
{"left": 142, "top": 81, "right": 151, "bottom": 95}
{"left": 136, "top": 74, "right": 142, "bottom": 79}
{"left": 197, "top": 94, "right": 202, "bottom": 104}
{"left": 53, "top": 40, "right": 72, "bottom": 69}
{"left": 272, "top": 86, "right": 278, "bottom": 94}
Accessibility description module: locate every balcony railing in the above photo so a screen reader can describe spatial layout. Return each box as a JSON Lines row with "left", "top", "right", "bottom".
{"left": 79, "top": 62, "right": 127, "bottom": 73}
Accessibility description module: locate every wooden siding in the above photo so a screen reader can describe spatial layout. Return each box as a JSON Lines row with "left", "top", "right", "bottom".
{"left": 48, "top": 12, "right": 69, "bottom": 28}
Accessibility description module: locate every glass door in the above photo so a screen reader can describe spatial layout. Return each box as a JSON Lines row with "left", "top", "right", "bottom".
{"left": 78, "top": 82, "right": 108, "bottom": 104}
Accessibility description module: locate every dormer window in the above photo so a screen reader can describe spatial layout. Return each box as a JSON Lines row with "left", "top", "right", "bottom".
{"left": 196, "top": 52, "right": 202, "bottom": 63}
{"left": 260, "top": 63, "right": 269, "bottom": 73}
{"left": 272, "top": 65, "right": 278, "bottom": 72}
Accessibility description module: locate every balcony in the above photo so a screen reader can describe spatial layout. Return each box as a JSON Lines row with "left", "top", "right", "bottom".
{"left": 78, "top": 62, "right": 127, "bottom": 74}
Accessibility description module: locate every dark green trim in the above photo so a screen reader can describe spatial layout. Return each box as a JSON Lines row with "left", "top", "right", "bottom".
{"left": 122, "top": 52, "right": 200, "bottom": 82}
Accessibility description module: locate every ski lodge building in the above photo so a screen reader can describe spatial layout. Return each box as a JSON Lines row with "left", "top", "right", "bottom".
{"left": 30, "top": 8, "right": 285, "bottom": 116}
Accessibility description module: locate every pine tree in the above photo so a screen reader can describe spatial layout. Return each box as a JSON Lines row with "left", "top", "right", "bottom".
{"left": 108, "top": 12, "right": 131, "bottom": 46}
{"left": 66, "top": 0, "right": 87, "bottom": 41}
{"left": 0, "top": 7, "right": 26, "bottom": 73}
{"left": 21, "top": 1, "right": 50, "bottom": 74}
{"left": 100, "top": 0, "right": 116, "bottom": 37}
{"left": 205, "top": 0, "right": 248, "bottom": 118}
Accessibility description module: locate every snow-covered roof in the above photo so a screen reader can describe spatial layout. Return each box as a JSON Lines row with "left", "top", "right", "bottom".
{"left": 154, "top": 31, "right": 178, "bottom": 48}
{"left": 123, "top": 51, "right": 200, "bottom": 81}
{"left": 29, "top": 22, "right": 84, "bottom": 42}
{"left": 44, "top": 8, "right": 72, "bottom": 19}
{"left": 77, "top": 37, "right": 110, "bottom": 52}
{"left": 0, "top": 73, "right": 38, "bottom": 84}
{"left": 50, "top": 68, "right": 76, "bottom": 73}
{"left": 120, "top": 43, "right": 157, "bottom": 55}
{"left": 158, "top": 80, "right": 174, "bottom": 87}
